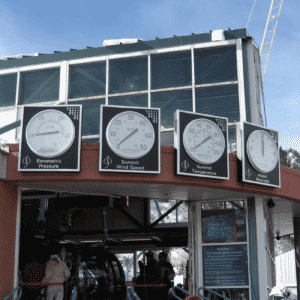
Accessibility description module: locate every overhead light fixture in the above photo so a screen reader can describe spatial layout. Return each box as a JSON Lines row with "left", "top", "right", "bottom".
{"left": 267, "top": 199, "right": 275, "bottom": 209}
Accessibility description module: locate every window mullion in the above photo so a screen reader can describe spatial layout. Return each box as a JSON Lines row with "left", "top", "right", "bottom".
{"left": 148, "top": 55, "right": 151, "bottom": 108}
{"left": 191, "top": 46, "right": 196, "bottom": 113}
{"left": 106, "top": 59, "right": 109, "bottom": 105}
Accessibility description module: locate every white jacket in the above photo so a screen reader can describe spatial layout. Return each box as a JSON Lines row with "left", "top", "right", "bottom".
{"left": 43, "top": 256, "right": 70, "bottom": 284}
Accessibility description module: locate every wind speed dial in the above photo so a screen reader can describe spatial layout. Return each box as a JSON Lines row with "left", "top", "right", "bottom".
{"left": 183, "top": 118, "right": 225, "bottom": 164}
{"left": 25, "top": 109, "right": 75, "bottom": 158}
{"left": 106, "top": 111, "right": 155, "bottom": 159}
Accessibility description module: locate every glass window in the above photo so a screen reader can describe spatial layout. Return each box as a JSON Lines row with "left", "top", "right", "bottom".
{"left": 0, "top": 108, "right": 17, "bottom": 143}
{"left": 195, "top": 85, "right": 239, "bottom": 123}
{"left": 194, "top": 46, "right": 237, "bottom": 85}
{"left": 202, "top": 201, "right": 247, "bottom": 243}
{"left": 109, "top": 56, "right": 148, "bottom": 94}
{"left": 19, "top": 68, "right": 60, "bottom": 105}
{"left": 150, "top": 199, "right": 176, "bottom": 224}
{"left": 109, "top": 94, "right": 148, "bottom": 107}
{"left": 151, "top": 90, "right": 193, "bottom": 129}
{"left": 69, "top": 62, "right": 106, "bottom": 99}
{"left": 0, "top": 74, "right": 17, "bottom": 107}
{"left": 69, "top": 99, "right": 105, "bottom": 136}
{"left": 161, "top": 131, "right": 174, "bottom": 146}
{"left": 151, "top": 51, "right": 192, "bottom": 90}
{"left": 228, "top": 125, "right": 237, "bottom": 154}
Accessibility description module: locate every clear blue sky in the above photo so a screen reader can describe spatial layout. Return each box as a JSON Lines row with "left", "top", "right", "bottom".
{"left": 0, "top": 0, "right": 299, "bottom": 151}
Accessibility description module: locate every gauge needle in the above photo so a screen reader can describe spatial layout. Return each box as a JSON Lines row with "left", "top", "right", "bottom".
{"left": 193, "top": 135, "right": 211, "bottom": 150}
{"left": 119, "top": 128, "right": 138, "bottom": 145}
{"left": 35, "top": 130, "right": 60, "bottom": 136}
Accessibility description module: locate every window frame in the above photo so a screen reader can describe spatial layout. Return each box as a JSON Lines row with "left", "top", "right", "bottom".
{"left": 0, "top": 39, "right": 247, "bottom": 142}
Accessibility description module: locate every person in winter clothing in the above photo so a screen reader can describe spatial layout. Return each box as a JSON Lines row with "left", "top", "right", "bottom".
{"left": 159, "top": 252, "right": 175, "bottom": 300}
{"left": 144, "top": 251, "right": 164, "bottom": 300}
{"left": 43, "top": 247, "right": 70, "bottom": 300}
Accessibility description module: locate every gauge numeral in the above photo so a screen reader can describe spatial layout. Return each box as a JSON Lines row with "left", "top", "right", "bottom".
{"left": 128, "top": 115, "right": 134, "bottom": 120}
{"left": 140, "top": 120, "right": 146, "bottom": 125}
{"left": 197, "top": 123, "right": 202, "bottom": 128}
{"left": 115, "top": 120, "right": 121, "bottom": 125}
{"left": 65, "top": 133, "right": 71, "bottom": 138}
{"left": 140, "top": 145, "right": 147, "bottom": 150}
{"left": 117, "top": 144, "right": 120, "bottom": 149}
{"left": 110, "top": 131, "right": 117, "bottom": 137}
{"left": 213, "top": 150, "right": 219, "bottom": 155}
{"left": 189, "top": 129, "right": 195, "bottom": 134}
{"left": 145, "top": 133, "right": 152, "bottom": 138}
{"left": 214, "top": 132, "right": 219, "bottom": 137}
{"left": 206, "top": 124, "right": 211, "bottom": 129}
{"left": 216, "top": 142, "right": 222, "bottom": 147}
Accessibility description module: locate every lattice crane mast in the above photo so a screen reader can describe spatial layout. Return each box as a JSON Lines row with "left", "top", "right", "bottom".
{"left": 260, "top": 0, "right": 284, "bottom": 81}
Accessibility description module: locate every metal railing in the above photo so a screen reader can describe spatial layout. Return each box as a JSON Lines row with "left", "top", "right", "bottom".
{"left": 127, "top": 286, "right": 141, "bottom": 300}
{"left": 197, "top": 286, "right": 232, "bottom": 300}
{"left": 3, "top": 287, "right": 22, "bottom": 300}
{"left": 171, "top": 285, "right": 193, "bottom": 300}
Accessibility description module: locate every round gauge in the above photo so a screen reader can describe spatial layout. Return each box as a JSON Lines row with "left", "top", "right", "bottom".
{"left": 25, "top": 109, "right": 75, "bottom": 158}
{"left": 246, "top": 130, "right": 278, "bottom": 173}
{"left": 106, "top": 111, "right": 155, "bottom": 159}
{"left": 183, "top": 118, "right": 226, "bottom": 164}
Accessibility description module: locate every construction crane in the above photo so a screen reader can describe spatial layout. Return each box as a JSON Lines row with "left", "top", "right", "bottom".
{"left": 260, "top": 0, "right": 284, "bottom": 82}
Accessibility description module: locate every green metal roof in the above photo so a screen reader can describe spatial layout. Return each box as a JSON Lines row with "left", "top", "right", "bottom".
{"left": 0, "top": 28, "right": 248, "bottom": 70}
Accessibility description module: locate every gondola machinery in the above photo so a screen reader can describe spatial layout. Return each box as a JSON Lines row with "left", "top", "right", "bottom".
{"left": 31, "top": 196, "right": 127, "bottom": 300}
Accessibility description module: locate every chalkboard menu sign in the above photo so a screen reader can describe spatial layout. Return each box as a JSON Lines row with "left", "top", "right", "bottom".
{"left": 203, "top": 244, "right": 249, "bottom": 287}
{"left": 202, "top": 209, "right": 236, "bottom": 243}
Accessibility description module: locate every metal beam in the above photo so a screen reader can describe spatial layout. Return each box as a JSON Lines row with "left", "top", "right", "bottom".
{"left": 228, "top": 201, "right": 244, "bottom": 211}
{"left": 114, "top": 201, "right": 145, "bottom": 230}
{"left": 0, "top": 120, "right": 21, "bottom": 135}
{"left": 148, "top": 200, "right": 184, "bottom": 230}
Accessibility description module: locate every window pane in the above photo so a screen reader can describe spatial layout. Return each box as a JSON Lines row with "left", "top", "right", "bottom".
{"left": 151, "top": 51, "right": 192, "bottom": 89}
{"left": 228, "top": 125, "right": 237, "bottom": 153}
{"left": 195, "top": 85, "right": 239, "bottom": 123}
{"left": 109, "top": 56, "right": 148, "bottom": 94}
{"left": 194, "top": 46, "right": 237, "bottom": 85}
{"left": 0, "top": 108, "right": 17, "bottom": 143}
{"left": 151, "top": 90, "right": 193, "bottom": 129}
{"left": 82, "top": 137, "right": 99, "bottom": 143}
{"left": 108, "top": 94, "right": 148, "bottom": 107}
{"left": 161, "top": 131, "right": 174, "bottom": 146}
{"left": 0, "top": 74, "right": 17, "bottom": 107}
{"left": 150, "top": 199, "right": 176, "bottom": 224}
{"left": 201, "top": 201, "right": 247, "bottom": 243}
{"left": 70, "top": 99, "right": 105, "bottom": 136}
{"left": 19, "top": 68, "right": 60, "bottom": 105}
{"left": 69, "top": 62, "right": 106, "bottom": 99}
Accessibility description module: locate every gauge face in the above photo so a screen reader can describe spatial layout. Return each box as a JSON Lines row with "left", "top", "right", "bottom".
{"left": 183, "top": 118, "right": 226, "bottom": 164}
{"left": 106, "top": 111, "right": 155, "bottom": 159}
{"left": 25, "top": 109, "right": 75, "bottom": 158}
{"left": 246, "top": 130, "right": 278, "bottom": 173}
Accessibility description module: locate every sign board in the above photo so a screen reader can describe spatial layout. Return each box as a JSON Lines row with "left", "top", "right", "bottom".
{"left": 202, "top": 209, "right": 236, "bottom": 243}
{"left": 18, "top": 105, "right": 82, "bottom": 172}
{"left": 203, "top": 244, "right": 249, "bottom": 287}
{"left": 242, "top": 122, "right": 280, "bottom": 188}
{"left": 174, "top": 110, "right": 229, "bottom": 180}
{"left": 99, "top": 105, "right": 160, "bottom": 173}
